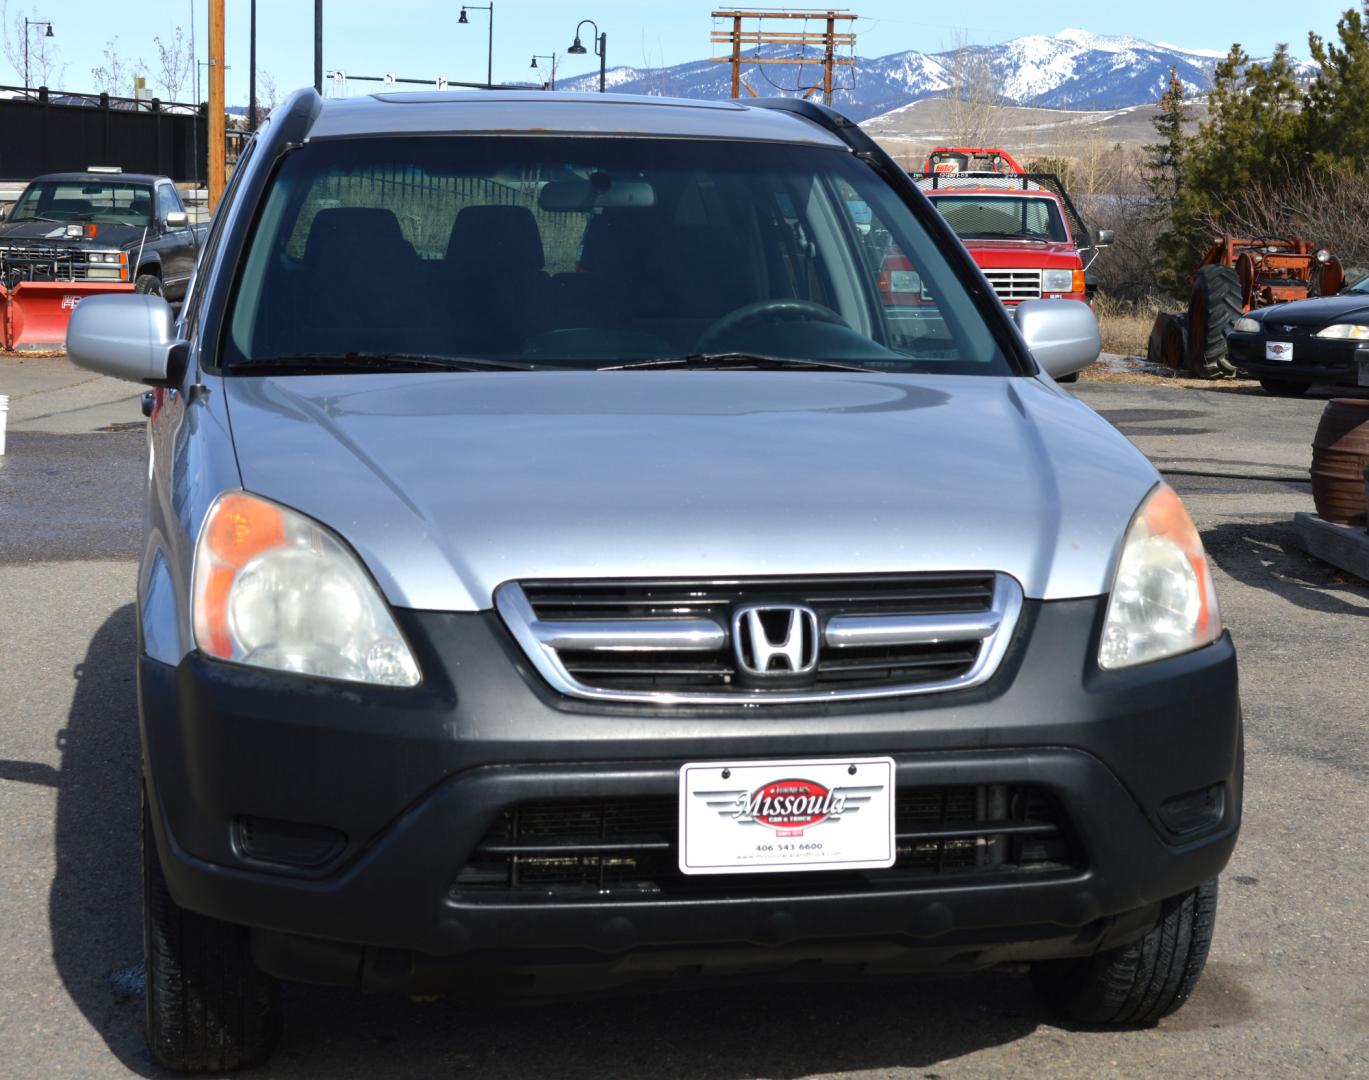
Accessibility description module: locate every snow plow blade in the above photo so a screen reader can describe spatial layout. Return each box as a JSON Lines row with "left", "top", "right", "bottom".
{"left": 1, "top": 281, "right": 136, "bottom": 350}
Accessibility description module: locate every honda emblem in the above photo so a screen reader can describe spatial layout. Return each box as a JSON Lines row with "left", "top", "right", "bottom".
{"left": 732, "top": 604, "right": 820, "bottom": 676}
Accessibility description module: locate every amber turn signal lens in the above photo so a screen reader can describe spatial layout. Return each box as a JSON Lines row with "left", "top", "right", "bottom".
{"left": 204, "top": 492, "right": 286, "bottom": 569}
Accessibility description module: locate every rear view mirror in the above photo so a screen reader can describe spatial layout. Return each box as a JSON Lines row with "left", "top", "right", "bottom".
{"left": 165, "top": 210, "right": 188, "bottom": 228}
{"left": 67, "top": 294, "right": 186, "bottom": 385}
{"left": 1096, "top": 229, "right": 1115, "bottom": 247}
{"left": 539, "top": 177, "right": 656, "bottom": 211}
{"left": 1015, "top": 299, "right": 1101, "bottom": 380}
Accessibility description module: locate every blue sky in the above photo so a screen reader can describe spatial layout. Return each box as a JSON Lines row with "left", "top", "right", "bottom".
{"left": 2, "top": 0, "right": 1359, "bottom": 105}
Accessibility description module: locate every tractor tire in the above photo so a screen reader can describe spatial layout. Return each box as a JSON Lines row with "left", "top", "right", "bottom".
{"left": 1186, "top": 266, "right": 1242, "bottom": 378}
{"left": 135, "top": 273, "right": 164, "bottom": 296}
{"left": 1259, "top": 377, "right": 1312, "bottom": 397}
{"left": 1147, "top": 312, "right": 1188, "bottom": 371}
{"left": 1031, "top": 878, "right": 1219, "bottom": 1026}
{"left": 144, "top": 794, "right": 281, "bottom": 1071}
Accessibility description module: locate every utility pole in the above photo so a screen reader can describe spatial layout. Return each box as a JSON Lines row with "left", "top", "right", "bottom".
{"left": 249, "top": 0, "right": 257, "bottom": 130}
{"left": 710, "top": 9, "right": 856, "bottom": 103}
{"left": 208, "top": 0, "right": 225, "bottom": 211}
{"left": 822, "top": 11, "right": 834, "bottom": 104}
{"left": 314, "top": 0, "right": 324, "bottom": 94}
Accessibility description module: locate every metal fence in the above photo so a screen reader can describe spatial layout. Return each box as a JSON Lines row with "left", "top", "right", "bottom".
{"left": 0, "top": 86, "right": 207, "bottom": 182}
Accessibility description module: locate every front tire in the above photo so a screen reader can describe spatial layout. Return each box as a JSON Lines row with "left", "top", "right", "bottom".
{"left": 1259, "top": 377, "right": 1312, "bottom": 397}
{"left": 143, "top": 794, "right": 281, "bottom": 1071}
{"left": 1031, "top": 879, "right": 1218, "bottom": 1026}
{"left": 135, "top": 273, "right": 164, "bottom": 296}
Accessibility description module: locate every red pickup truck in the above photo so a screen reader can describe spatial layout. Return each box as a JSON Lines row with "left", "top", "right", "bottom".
{"left": 908, "top": 148, "right": 1110, "bottom": 309}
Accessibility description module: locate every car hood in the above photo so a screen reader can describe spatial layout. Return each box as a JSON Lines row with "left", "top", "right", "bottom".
{"left": 1254, "top": 295, "right": 1369, "bottom": 327}
{"left": 224, "top": 371, "right": 1158, "bottom": 611}
{"left": 0, "top": 220, "right": 146, "bottom": 247}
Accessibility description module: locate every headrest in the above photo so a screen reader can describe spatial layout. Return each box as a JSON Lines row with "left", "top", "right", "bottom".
{"left": 304, "top": 207, "right": 409, "bottom": 263}
{"left": 445, "top": 204, "right": 544, "bottom": 271}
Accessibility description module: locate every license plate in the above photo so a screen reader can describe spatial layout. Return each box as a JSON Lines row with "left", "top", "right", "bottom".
{"left": 678, "top": 757, "right": 895, "bottom": 875}
{"left": 1266, "top": 341, "right": 1294, "bottom": 362}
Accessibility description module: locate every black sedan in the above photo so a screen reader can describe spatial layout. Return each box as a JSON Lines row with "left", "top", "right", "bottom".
{"left": 1226, "top": 277, "right": 1369, "bottom": 395}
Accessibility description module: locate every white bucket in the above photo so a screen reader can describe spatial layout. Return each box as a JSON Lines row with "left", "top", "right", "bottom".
{"left": 0, "top": 394, "right": 8, "bottom": 456}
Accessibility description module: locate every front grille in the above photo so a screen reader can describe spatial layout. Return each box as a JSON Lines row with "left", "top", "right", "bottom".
{"left": 498, "top": 572, "right": 1022, "bottom": 705}
{"left": 983, "top": 269, "right": 1042, "bottom": 302}
{"left": 451, "top": 785, "right": 1079, "bottom": 901}
{"left": 0, "top": 246, "right": 104, "bottom": 281}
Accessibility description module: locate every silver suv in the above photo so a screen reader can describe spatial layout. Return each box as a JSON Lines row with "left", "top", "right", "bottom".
{"left": 68, "top": 90, "right": 1241, "bottom": 1072}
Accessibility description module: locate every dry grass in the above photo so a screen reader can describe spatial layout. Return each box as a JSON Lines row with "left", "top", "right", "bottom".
{"left": 1092, "top": 293, "right": 1162, "bottom": 359}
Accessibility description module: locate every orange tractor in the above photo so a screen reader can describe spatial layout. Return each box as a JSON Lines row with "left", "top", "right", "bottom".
{"left": 1148, "top": 237, "right": 1345, "bottom": 378}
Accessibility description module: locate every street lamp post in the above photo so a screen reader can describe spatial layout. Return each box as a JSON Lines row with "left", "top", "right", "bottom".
{"left": 530, "top": 53, "right": 557, "bottom": 91}
{"left": 457, "top": 4, "right": 494, "bottom": 89}
{"left": 567, "top": 19, "right": 606, "bottom": 94}
{"left": 24, "top": 19, "right": 54, "bottom": 91}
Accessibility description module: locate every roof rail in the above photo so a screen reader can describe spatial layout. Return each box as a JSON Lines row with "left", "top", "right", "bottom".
{"left": 749, "top": 98, "right": 886, "bottom": 159}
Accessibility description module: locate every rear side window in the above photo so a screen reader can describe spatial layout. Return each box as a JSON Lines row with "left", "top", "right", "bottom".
{"left": 226, "top": 135, "right": 1011, "bottom": 374}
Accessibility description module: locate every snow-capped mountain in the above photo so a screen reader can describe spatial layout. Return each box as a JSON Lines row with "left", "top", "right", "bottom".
{"left": 553, "top": 28, "right": 1311, "bottom": 120}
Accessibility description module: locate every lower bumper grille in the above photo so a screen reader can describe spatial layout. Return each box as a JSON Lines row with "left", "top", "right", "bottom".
{"left": 452, "top": 785, "right": 1079, "bottom": 901}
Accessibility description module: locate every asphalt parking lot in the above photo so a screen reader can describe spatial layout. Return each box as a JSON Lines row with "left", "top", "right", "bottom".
{"left": 0, "top": 359, "right": 1366, "bottom": 1077}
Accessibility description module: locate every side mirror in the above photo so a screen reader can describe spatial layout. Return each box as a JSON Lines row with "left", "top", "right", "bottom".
{"left": 1015, "top": 298, "right": 1101, "bottom": 380}
{"left": 165, "top": 210, "right": 188, "bottom": 228}
{"left": 1095, "top": 228, "right": 1114, "bottom": 247}
{"left": 67, "top": 294, "right": 187, "bottom": 385}
{"left": 0, "top": 205, "right": 6, "bottom": 222}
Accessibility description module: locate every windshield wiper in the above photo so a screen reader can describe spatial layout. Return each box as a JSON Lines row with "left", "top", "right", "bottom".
{"left": 602, "top": 352, "right": 874, "bottom": 373}
{"left": 237, "top": 352, "right": 548, "bottom": 374}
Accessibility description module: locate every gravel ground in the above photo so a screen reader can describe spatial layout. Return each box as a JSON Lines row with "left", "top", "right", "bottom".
{"left": 0, "top": 364, "right": 1365, "bottom": 1078}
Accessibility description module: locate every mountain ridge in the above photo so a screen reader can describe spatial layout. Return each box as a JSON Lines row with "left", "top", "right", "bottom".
{"left": 552, "top": 28, "right": 1312, "bottom": 121}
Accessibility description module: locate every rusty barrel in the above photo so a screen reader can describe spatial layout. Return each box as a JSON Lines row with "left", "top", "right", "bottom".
{"left": 1310, "top": 398, "right": 1369, "bottom": 524}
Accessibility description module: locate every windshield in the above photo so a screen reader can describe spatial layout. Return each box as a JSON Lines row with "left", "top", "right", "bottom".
{"left": 10, "top": 180, "right": 153, "bottom": 226}
{"left": 930, "top": 195, "right": 1069, "bottom": 244}
{"left": 226, "top": 136, "right": 1010, "bottom": 374}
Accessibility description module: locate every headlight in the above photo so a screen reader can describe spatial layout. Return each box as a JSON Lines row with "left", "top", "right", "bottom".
{"left": 191, "top": 491, "right": 421, "bottom": 687}
{"left": 1232, "top": 316, "right": 1260, "bottom": 333}
{"left": 1099, "top": 484, "right": 1222, "bottom": 670}
{"left": 1314, "top": 323, "right": 1369, "bottom": 339}
{"left": 1042, "top": 269, "right": 1074, "bottom": 293}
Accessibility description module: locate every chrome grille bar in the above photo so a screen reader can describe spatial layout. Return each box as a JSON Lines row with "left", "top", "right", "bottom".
{"left": 825, "top": 608, "right": 1001, "bottom": 648}
{"left": 535, "top": 618, "right": 726, "bottom": 652}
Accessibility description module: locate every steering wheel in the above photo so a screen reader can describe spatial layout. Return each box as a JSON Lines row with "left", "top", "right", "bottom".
{"left": 695, "top": 299, "right": 847, "bottom": 353}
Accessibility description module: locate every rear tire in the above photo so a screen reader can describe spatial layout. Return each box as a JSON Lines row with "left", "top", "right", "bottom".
{"left": 135, "top": 273, "right": 164, "bottom": 296}
{"left": 1259, "top": 378, "right": 1312, "bottom": 397}
{"left": 143, "top": 793, "right": 281, "bottom": 1071}
{"left": 1186, "top": 266, "right": 1242, "bottom": 378}
{"left": 1031, "top": 879, "right": 1218, "bottom": 1026}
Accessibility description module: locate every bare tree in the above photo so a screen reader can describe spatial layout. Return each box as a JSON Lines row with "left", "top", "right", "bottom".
{"left": 153, "top": 26, "right": 191, "bottom": 103}
{"left": 253, "top": 70, "right": 280, "bottom": 125}
{"left": 0, "top": 0, "right": 67, "bottom": 88}
{"left": 941, "top": 31, "right": 1005, "bottom": 147}
{"left": 91, "top": 36, "right": 145, "bottom": 97}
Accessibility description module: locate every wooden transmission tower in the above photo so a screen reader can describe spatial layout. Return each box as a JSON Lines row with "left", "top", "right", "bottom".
{"left": 711, "top": 8, "right": 857, "bottom": 105}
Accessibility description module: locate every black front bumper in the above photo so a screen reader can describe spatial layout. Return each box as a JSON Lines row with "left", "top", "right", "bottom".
{"left": 139, "top": 597, "right": 1242, "bottom": 991}
{"left": 1228, "top": 331, "right": 1366, "bottom": 384}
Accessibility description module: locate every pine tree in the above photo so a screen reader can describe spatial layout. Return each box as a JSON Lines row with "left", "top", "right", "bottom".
{"left": 1144, "top": 67, "right": 1189, "bottom": 208}
{"left": 1304, "top": 3, "right": 1369, "bottom": 165}
{"left": 1144, "top": 68, "right": 1193, "bottom": 296}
